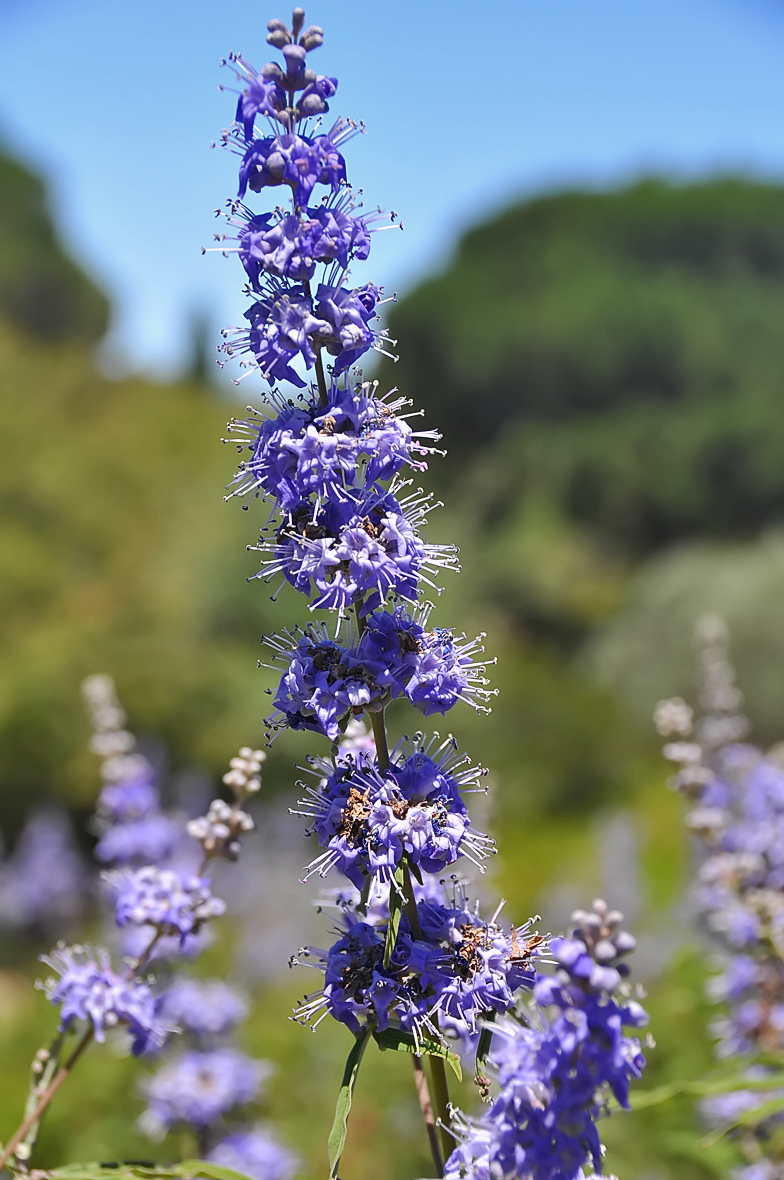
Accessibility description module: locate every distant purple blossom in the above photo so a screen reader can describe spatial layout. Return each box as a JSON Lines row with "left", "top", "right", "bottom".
{"left": 140, "top": 1048, "right": 268, "bottom": 1135}
{"left": 0, "top": 806, "right": 88, "bottom": 933}
{"left": 95, "top": 814, "right": 181, "bottom": 866}
{"left": 158, "top": 978, "right": 248, "bottom": 1039}
{"left": 40, "top": 944, "right": 168, "bottom": 1056}
{"left": 209, "top": 1127, "right": 299, "bottom": 1180}
{"left": 97, "top": 761, "right": 159, "bottom": 822}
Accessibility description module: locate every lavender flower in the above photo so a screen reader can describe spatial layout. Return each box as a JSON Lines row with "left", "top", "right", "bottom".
{"left": 209, "top": 1126, "right": 299, "bottom": 1180}
{"left": 140, "top": 1048, "right": 268, "bottom": 1135}
{"left": 158, "top": 978, "right": 249, "bottom": 1040}
{"left": 109, "top": 866, "right": 226, "bottom": 941}
{"left": 295, "top": 734, "right": 494, "bottom": 887}
{"left": 39, "top": 944, "right": 169, "bottom": 1056}
{"left": 95, "top": 814, "right": 181, "bottom": 867}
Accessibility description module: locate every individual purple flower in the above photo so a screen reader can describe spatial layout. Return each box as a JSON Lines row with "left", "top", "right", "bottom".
{"left": 158, "top": 978, "right": 249, "bottom": 1040}
{"left": 239, "top": 289, "right": 331, "bottom": 387}
{"left": 225, "top": 383, "right": 439, "bottom": 511}
{"left": 140, "top": 1048, "right": 268, "bottom": 1135}
{"left": 39, "top": 944, "right": 169, "bottom": 1056}
{"left": 314, "top": 282, "right": 382, "bottom": 372}
{"left": 236, "top": 72, "right": 287, "bottom": 140}
{"left": 209, "top": 1126, "right": 299, "bottom": 1180}
{"left": 264, "top": 626, "right": 383, "bottom": 742}
{"left": 294, "top": 734, "right": 494, "bottom": 888}
{"left": 108, "top": 865, "right": 226, "bottom": 941}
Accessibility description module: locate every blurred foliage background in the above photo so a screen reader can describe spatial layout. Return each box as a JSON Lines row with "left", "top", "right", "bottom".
{"left": 4, "top": 148, "right": 784, "bottom": 1178}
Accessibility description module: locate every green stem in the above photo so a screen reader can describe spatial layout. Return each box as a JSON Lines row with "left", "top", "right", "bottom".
{"left": 402, "top": 860, "right": 423, "bottom": 938}
{"left": 303, "top": 278, "right": 329, "bottom": 407}
{"left": 369, "top": 709, "right": 390, "bottom": 772}
{"left": 428, "top": 1048, "right": 455, "bottom": 1166}
{"left": 0, "top": 1026, "right": 93, "bottom": 1172}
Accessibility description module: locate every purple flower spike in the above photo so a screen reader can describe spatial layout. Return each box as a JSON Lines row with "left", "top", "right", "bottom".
{"left": 445, "top": 899, "right": 648, "bottom": 1180}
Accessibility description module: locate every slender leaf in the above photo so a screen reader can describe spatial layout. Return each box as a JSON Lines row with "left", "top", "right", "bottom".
{"left": 629, "top": 1071, "right": 784, "bottom": 1111}
{"left": 327, "top": 1029, "right": 372, "bottom": 1179}
{"left": 176, "top": 1162, "right": 259, "bottom": 1180}
{"left": 383, "top": 864, "right": 406, "bottom": 969}
{"left": 373, "top": 1027, "right": 462, "bottom": 1081}
{"left": 42, "top": 1161, "right": 256, "bottom": 1180}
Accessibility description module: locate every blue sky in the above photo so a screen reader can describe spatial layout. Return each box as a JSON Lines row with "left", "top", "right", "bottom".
{"left": 1, "top": 0, "right": 784, "bottom": 379}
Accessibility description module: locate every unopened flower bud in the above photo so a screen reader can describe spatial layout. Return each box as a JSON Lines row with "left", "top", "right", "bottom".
{"left": 300, "top": 25, "right": 323, "bottom": 50}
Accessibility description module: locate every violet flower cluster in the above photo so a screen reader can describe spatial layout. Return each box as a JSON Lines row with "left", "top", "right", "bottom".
{"left": 30, "top": 674, "right": 297, "bottom": 1176}
{"left": 293, "top": 875, "right": 545, "bottom": 1047}
{"left": 656, "top": 616, "right": 784, "bottom": 1178}
{"left": 445, "top": 902, "right": 648, "bottom": 1180}
{"left": 208, "top": 11, "right": 650, "bottom": 1178}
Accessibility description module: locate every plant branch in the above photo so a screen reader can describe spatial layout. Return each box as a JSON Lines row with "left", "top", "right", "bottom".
{"left": 0, "top": 1026, "right": 93, "bottom": 1172}
{"left": 413, "top": 1054, "right": 444, "bottom": 1178}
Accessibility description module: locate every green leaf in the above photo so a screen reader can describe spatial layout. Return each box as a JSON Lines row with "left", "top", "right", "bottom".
{"left": 327, "top": 1029, "right": 372, "bottom": 1179}
{"left": 373, "top": 1027, "right": 463, "bottom": 1081}
{"left": 383, "top": 864, "right": 406, "bottom": 969}
{"left": 42, "top": 1160, "right": 257, "bottom": 1180}
{"left": 176, "top": 1162, "right": 260, "bottom": 1180}
{"left": 629, "top": 1070, "right": 784, "bottom": 1111}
